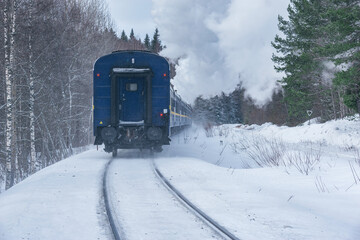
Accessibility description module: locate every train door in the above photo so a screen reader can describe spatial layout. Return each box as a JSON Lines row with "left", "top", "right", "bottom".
{"left": 119, "top": 77, "right": 145, "bottom": 123}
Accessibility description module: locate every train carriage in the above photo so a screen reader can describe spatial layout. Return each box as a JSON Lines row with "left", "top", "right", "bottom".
{"left": 93, "top": 50, "right": 191, "bottom": 156}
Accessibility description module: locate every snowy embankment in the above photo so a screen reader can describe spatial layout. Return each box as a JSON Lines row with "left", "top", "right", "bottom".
{"left": 0, "top": 116, "right": 359, "bottom": 240}
{"left": 156, "top": 115, "right": 360, "bottom": 240}
{"left": 0, "top": 150, "right": 111, "bottom": 240}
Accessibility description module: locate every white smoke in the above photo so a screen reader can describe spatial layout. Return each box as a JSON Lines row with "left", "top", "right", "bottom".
{"left": 152, "top": 0, "right": 289, "bottom": 105}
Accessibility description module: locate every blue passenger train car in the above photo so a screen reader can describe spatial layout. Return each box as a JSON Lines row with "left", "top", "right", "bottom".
{"left": 93, "top": 50, "right": 191, "bottom": 156}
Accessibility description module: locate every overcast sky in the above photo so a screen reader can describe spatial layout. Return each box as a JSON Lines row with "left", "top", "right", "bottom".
{"left": 105, "top": 0, "right": 155, "bottom": 39}
{"left": 105, "top": 0, "right": 290, "bottom": 105}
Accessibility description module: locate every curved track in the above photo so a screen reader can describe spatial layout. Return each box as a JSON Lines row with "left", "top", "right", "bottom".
{"left": 103, "top": 153, "right": 240, "bottom": 240}
{"left": 103, "top": 159, "right": 122, "bottom": 240}
{"left": 152, "top": 159, "right": 241, "bottom": 240}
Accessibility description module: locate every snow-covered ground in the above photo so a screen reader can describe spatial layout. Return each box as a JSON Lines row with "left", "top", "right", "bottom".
{"left": 0, "top": 150, "right": 111, "bottom": 239}
{"left": 0, "top": 115, "right": 359, "bottom": 239}
{"left": 107, "top": 157, "right": 221, "bottom": 239}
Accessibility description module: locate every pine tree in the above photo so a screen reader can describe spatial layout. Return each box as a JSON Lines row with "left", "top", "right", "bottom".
{"left": 144, "top": 34, "right": 150, "bottom": 50}
{"left": 120, "top": 30, "right": 128, "bottom": 41}
{"left": 327, "top": 0, "right": 360, "bottom": 112}
{"left": 193, "top": 96, "right": 212, "bottom": 124}
{"left": 273, "top": 0, "right": 360, "bottom": 122}
{"left": 151, "top": 28, "right": 163, "bottom": 53}
{"left": 272, "top": 0, "right": 332, "bottom": 124}
{"left": 130, "top": 28, "right": 135, "bottom": 40}
{"left": 229, "top": 86, "right": 244, "bottom": 123}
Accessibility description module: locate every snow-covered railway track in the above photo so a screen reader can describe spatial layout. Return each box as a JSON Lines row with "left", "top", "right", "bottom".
{"left": 152, "top": 159, "right": 240, "bottom": 240}
{"left": 103, "top": 153, "right": 227, "bottom": 240}
{"left": 103, "top": 158, "right": 122, "bottom": 240}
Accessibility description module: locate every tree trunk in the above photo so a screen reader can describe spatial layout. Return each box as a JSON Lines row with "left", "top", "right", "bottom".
{"left": 29, "top": 33, "right": 37, "bottom": 174}
{"left": 27, "top": 3, "right": 38, "bottom": 174}
{"left": 330, "top": 88, "right": 337, "bottom": 120}
{"left": 68, "top": 74, "right": 73, "bottom": 154}
{"left": 338, "top": 90, "right": 345, "bottom": 118}
{"left": 4, "top": 0, "right": 17, "bottom": 190}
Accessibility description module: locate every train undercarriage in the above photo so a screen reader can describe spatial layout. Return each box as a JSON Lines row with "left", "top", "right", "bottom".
{"left": 95, "top": 125, "right": 170, "bottom": 157}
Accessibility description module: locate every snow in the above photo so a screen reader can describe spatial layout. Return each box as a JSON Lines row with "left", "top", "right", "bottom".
{"left": 155, "top": 158, "right": 360, "bottom": 239}
{"left": 0, "top": 115, "right": 360, "bottom": 239}
{"left": 107, "top": 157, "right": 220, "bottom": 239}
{"left": 156, "top": 115, "right": 360, "bottom": 239}
{"left": 119, "top": 120, "right": 144, "bottom": 125}
{"left": 0, "top": 150, "right": 111, "bottom": 240}
{"left": 112, "top": 68, "right": 150, "bottom": 73}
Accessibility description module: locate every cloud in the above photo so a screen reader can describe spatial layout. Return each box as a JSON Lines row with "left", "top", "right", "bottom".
{"left": 106, "top": 0, "right": 155, "bottom": 39}
{"left": 152, "top": 0, "right": 289, "bottom": 105}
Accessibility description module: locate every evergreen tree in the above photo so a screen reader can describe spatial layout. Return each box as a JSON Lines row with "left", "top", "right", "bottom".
{"left": 129, "top": 28, "right": 135, "bottom": 40}
{"left": 120, "top": 30, "right": 128, "bottom": 41}
{"left": 191, "top": 85, "right": 287, "bottom": 126}
{"left": 193, "top": 96, "right": 211, "bottom": 124}
{"left": 151, "top": 28, "right": 163, "bottom": 53}
{"left": 273, "top": 0, "right": 360, "bottom": 122}
{"left": 229, "top": 86, "right": 244, "bottom": 123}
{"left": 272, "top": 0, "right": 333, "bottom": 124}
{"left": 326, "top": 0, "right": 360, "bottom": 112}
{"left": 144, "top": 33, "right": 150, "bottom": 50}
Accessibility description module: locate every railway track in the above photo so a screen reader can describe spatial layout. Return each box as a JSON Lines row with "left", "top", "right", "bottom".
{"left": 152, "top": 159, "right": 240, "bottom": 240}
{"left": 102, "top": 153, "right": 240, "bottom": 240}
{"left": 103, "top": 158, "right": 122, "bottom": 240}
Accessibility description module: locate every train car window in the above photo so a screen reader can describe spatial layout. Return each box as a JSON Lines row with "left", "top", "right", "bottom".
{"left": 126, "top": 83, "right": 137, "bottom": 91}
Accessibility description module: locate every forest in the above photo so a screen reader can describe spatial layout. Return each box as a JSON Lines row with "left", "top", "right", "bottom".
{"left": 194, "top": 0, "right": 359, "bottom": 126}
{"left": 0, "top": 0, "right": 161, "bottom": 190}
{"left": 0, "top": 0, "right": 359, "bottom": 190}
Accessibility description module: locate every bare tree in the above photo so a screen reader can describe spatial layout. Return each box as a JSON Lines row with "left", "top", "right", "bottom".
{"left": 3, "top": 0, "right": 18, "bottom": 189}
{"left": 0, "top": 0, "right": 156, "bottom": 191}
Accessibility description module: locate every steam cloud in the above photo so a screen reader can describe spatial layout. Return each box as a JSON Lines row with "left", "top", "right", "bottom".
{"left": 152, "top": 0, "right": 289, "bottom": 105}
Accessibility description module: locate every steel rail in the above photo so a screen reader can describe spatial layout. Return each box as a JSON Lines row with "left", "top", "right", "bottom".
{"left": 103, "top": 159, "right": 122, "bottom": 240}
{"left": 152, "top": 160, "right": 241, "bottom": 240}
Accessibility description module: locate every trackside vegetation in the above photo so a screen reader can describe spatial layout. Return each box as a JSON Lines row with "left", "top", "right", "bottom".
{"left": 193, "top": 0, "right": 359, "bottom": 126}
{"left": 0, "top": 0, "right": 164, "bottom": 190}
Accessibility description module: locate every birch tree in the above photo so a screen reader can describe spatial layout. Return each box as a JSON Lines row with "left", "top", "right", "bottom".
{"left": 25, "top": 0, "right": 38, "bottom": 173}
{"left": 4, "top": 0, "right": 18, "bottom": 189}
{"left": 0, "top": 0, "right": 156, "bottom": 190}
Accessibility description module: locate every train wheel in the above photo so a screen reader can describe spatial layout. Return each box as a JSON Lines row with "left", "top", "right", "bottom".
{"left": 112, "top": 149, "right": 117, "bottom": 157}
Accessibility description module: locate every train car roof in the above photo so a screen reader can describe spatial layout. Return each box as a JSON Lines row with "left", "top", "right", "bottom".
{"left": 111, "top": 50, "right": 154, "bottom": 54}
{"left": 97, "top": 50, "right": 162, "bottom": 61}
{"left": 94, "top": 50, "right": 169, "bottom": 73}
